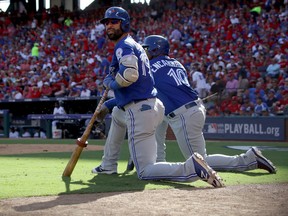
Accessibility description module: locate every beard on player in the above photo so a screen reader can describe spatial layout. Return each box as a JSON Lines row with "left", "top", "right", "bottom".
{"left": 107, "top": 28, "right": 123, "bottom": 41}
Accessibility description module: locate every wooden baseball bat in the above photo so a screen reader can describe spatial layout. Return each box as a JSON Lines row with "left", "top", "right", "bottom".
{"left": 62, "top": 89, "right": 109, "bottom": 177}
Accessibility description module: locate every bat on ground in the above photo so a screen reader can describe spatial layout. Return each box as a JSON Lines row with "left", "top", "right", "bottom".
{"left": 62, "top": 89, "right": 109, "bottom": 177}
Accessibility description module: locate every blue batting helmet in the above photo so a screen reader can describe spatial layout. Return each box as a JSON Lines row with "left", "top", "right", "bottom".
{"left": 100, "top": 7, "right": 130, "bottom": 33}
{"left": 142, "top": 35, "right": 170, "bottom": 58}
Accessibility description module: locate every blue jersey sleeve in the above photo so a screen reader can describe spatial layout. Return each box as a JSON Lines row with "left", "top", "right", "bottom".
{"left": 104, "top": 98, "right": 117, "bottom": 111}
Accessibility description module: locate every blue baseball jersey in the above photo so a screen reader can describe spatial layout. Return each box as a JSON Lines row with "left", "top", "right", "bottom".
{"left": 109, "top": 35, "right": 157, "bottom": 108}
{"left": 150, "top": 55, "right": 199, "bottom": 115}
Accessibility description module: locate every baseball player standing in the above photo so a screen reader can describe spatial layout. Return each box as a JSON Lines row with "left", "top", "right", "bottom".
{"left": 52, "top": 101, "right": 66, "bottom": 129}
{"left": 94, "top": 34, "right": 276, "bottom": 176}
{"left": 91, "top": 6, "right": 224, "bottom": 187}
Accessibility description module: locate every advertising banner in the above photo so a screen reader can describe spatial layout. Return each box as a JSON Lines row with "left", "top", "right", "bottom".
{"left": 203, "top": 117, "right": 285, "bottom": 141}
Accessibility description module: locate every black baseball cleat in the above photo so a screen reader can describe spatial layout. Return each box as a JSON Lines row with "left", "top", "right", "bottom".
{"left": 251, "top": 147, "right": 277, "bottom": 174}
{"left": 126, "top": 157, "right": 134, "bottom": 171}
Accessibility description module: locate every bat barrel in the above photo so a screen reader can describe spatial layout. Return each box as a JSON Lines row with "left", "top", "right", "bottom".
{"left": 62, "top": 146, "right": 84, "bottom": 177}
{"left": 61, "top": 89, "right": 109, "bottom": 177}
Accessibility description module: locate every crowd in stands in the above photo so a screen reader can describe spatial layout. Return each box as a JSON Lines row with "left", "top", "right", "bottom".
{"left": 0, "top": 0, "right": 287, "bottom": 117}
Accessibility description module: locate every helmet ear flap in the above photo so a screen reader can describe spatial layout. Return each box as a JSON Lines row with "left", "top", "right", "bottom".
{"left": 121, "top": 20, "right": 130, "bottom": 32}
{"left": 150, "top": 45, "right": 160, "bottom": 57}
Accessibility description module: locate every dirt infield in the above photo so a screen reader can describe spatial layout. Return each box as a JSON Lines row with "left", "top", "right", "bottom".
{"left": 1, "top": 144, "right": 288, "bottom": 216}
{"left": 0, "top": 144, "right": 103, "bottom": 155}
{"left": 1, "top": 184, "right": 288, "bottom": 216}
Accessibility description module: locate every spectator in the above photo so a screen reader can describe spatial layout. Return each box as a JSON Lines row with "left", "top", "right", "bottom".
{"left": 0, "top": 88, "right": 5, "bottom": 100}
{"left": 95, "top": 21, "right": 105, "bottom": 37}
{"left": 64, "top": 16, "right": 73, "bottom": 27}
{"left": 225, "top": 73, "right": 239, "bottom": 97}
{"left": 278, "top": 55, "right": 288, "bottom": 76}
{"left": 96, "top": 84, "right": 106, "bottom": 97}
{"left": 265, "top": 89, "right": 279, "bottom": 112}
{"left": 210, "top": 56, "right": 226, "bottom": 72}
{"left": 239, "top": 98, "right": 254, "bottom": 116}
{"left": 269, "top": 78, "right": 281, "bottom": 96}
{"left": 54, "top": 83, "right": 67, "bottom": 97}
{"left": 226, "top": 96, "right": 241, "bottom": 116}
{"left": 237, "top": 62, "right": 249, "bottom": 91}
{"left": 254, "top": 97, "right": 269, "bottom": 116}
{"left": 29, "top": 85, "right": 42, "bottom": 99}
{"left": 99, "top": 54, "right": 110, "bottom": 77}
{"left": 80, "top": 83, "right": 91, "bottom": 97}
{"left": 22, "top": 86, "right": 31, "bottom": 98}
{"left": 68, "top": 86, "right": 81, "bottom": 97}
{"left": 169, "top": 24, "right": 182, "bottom": 42}
{"left": 31, "top": 43, "right": 39, "bottom": 59}
{"left": 275, "top": 90, "right": 288, "bottom": 115}
{"left": 190, "top": 63, "right": 207, "bottom": 98}
{"left": 206, "top": 106, "right": 220, "bottom": 116}
{"left": 249, "top": 65, "right": 261, "bottom": 82}
{"left": 226, "top": 56, "right": 238, "bottom": 70}
{"left": 283, "top": 78, "right": 288, "bottom": 91}
{"left": 210, "top": 77, "right": 225, "bottom": 96}
{"left": 246, "top": 84, "right": 259, "bottom": 105}
{"left": 41, "top": 82, "right": 53, "bottom": 98}
{"left": 11, "top": 90, "right": 23, "bottom": 100}
{"left": 266, "top": 58, "right": 281, "bottom": 78}
{"left": 215, "top": 65, "right": 226, "bottom": 80}
{"left": 261, "top": 108, "right": 275, "bottom": 117}
{"left": 93, "top": 59, "right": 102, "bottom": 77}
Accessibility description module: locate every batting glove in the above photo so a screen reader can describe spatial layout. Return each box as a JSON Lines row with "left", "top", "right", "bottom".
{"left": 96, "top": 104, "right": 110, "bottom": 122}
{"left": 103, "top": 74, "right": 121, "bottom": 90}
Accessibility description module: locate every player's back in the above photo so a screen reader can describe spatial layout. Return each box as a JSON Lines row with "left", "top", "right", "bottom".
{"left": 150, "top": 55, "right": 198, "bottom": 114}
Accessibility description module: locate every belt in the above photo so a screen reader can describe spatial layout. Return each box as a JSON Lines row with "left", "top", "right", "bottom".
{"left": 167, "top": 100, "right": 200, "bottom": 118}
{"left": 120, "top": 98, "right": 152, "bottom": 111}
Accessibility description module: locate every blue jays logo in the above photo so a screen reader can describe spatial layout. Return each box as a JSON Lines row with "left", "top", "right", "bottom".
{"left": 116, "top": 48, "right": 123, "bottom": 60}
{"left": 107, "top": 8, "right": 115, "bottom": 15}
{"left": 107, "top": 8, "right": 119, "bottom": 17}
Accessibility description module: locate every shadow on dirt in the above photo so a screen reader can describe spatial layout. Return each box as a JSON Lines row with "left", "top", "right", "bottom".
{"left": 13, "top": 172, "right": 214, "bottom": 212}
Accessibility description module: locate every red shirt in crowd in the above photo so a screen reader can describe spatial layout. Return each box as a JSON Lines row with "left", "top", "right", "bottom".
{"left": 41, "top": 84, "right": 53, "bottom": 97}
{"left": 29, "top": 86, "right": 42, "bottom": 98}
{"left": 226, "top": 96, "right": 241, "bottom": 115}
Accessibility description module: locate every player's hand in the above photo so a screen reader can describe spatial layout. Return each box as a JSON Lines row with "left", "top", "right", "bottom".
{"left": 103, "top": 74, "right": 121, "bottom": 90}
{"left": 96, "top": 104, "right": 110, "bottom": 122}
{"left": 103, "top": 74, "right": 114, "bottom": 89}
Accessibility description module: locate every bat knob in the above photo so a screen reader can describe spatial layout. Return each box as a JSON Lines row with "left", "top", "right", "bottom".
{"left": 76, "top": 138, "right": 88, "bottom": 147}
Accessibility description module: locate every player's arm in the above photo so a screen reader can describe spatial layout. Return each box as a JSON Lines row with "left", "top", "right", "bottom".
{"left": 96, "top": 98, "right": 117, "bottom": 122}
{"left": 103, "top": 54, "right": 139, "bottom": 90}
{"left": 115, "top": 54, "right": 139, "bottom": 87}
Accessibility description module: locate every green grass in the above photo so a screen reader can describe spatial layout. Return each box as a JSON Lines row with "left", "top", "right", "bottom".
{"left": 0, "top": 139, "right": 287, "bottom": 199}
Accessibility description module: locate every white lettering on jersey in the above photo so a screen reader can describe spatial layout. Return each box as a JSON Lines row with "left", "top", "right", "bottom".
{"left": 168, "top": 68, "right": 190, "bottom": 86}
{"left": 139, "top": 52, "right": 150, "bottom": 76}
{"left": 151, "top": 60, "right": 182, "bottom": 72}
